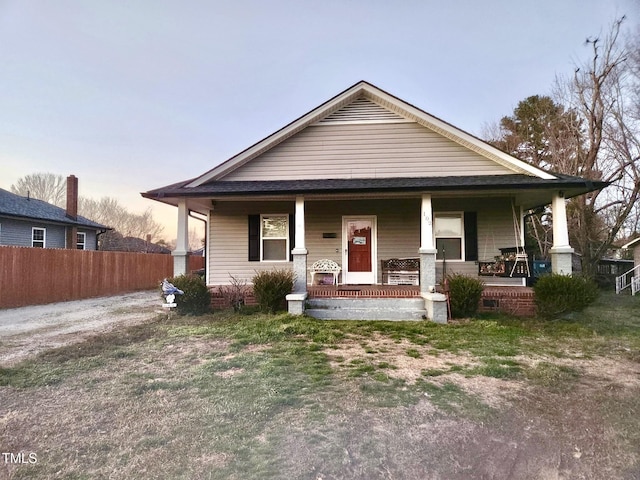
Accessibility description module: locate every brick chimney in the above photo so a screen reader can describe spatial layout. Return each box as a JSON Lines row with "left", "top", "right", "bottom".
{"left": 66, "top": 175, "right": 78, "bottom": 249}
{"left": 66, "top": 175, "right": 78, "bottom": 220}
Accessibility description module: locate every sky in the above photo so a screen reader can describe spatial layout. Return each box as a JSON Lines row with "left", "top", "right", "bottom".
{"left": 0, "top": 0, "right": 638, "bottom": 242}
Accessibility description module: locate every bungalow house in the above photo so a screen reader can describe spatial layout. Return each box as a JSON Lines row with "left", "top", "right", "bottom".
{"left": 142, "top": 81, "right": 606, "bottom": 321}
{"left": 0, "top": 175, "right": 108, "bottom": 250}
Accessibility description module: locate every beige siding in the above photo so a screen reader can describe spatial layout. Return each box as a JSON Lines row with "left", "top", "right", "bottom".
{"left": 635, "top": 246, "right": 640, "bottom": 269}
{"left": 221, "top": 122, "right": 515, "bottom": 181}
{"left": 208, "top": 197, "right": 521, "bottom": 285}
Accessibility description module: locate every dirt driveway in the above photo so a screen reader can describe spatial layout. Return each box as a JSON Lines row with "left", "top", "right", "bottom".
{"left": 0, "top": 290, "right": 162, "bottom": 366}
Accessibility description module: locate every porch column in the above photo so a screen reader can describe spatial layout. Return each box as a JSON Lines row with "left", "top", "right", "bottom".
{"left": 172, "top": 198, "right": 190, "bottom": 276}
{"left": 288, "top": 196, "right": 308, "bottom": 315}
{"left": 550, "top": 191, "right": 574, "bottom": 275}
{"left": 419, "top": 194, "right": 438, "bottom": 292}
{"left": 419, "top": 193, "right": 447, "bottom": 323}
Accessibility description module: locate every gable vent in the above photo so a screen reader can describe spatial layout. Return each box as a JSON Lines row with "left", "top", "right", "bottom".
{"left": 317, "top": 97, "right": 407, "bottom": 124}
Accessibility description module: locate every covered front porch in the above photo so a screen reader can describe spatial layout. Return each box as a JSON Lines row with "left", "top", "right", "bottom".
{"left": 169, "top": 188, "right": 574, "bottom": 322}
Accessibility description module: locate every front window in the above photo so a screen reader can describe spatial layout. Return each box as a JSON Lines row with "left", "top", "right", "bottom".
{"left": 32, "top": 227, "right": 46, "bottom": 248}
{"left": 434, "top": 213, "right": 463, "bottom": 260}
{"left": 261, "top": 214, "right": 289, "bottom": 261}
{"left": 77, "top": 232, "right": 86, "bottom": 250}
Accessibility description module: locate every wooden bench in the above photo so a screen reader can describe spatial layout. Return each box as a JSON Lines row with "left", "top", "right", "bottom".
{"left": 381, "top": 258, "right": 420, "bottom": 285}
{"left": 310, "top": 259, "right": 341, "bottom": 285}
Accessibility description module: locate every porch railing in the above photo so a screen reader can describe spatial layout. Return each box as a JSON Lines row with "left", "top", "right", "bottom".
{"left": 615, "top": 264, "right": 640, "bottom": 295}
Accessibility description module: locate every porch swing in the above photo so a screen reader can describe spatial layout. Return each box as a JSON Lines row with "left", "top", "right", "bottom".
{"left": 478, "top": 202, "right": 530, "bottom": 278}
{"left": 509, "top": 202, "right": 531, "bottom": 278}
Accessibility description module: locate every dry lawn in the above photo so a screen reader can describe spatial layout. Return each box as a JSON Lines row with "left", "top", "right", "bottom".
{"left": 1, "top": 293, "right": 640, "bottom": 479}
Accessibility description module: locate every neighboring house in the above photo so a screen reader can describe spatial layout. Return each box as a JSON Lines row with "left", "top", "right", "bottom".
{"left": 0, "top": 176, "right": 108, "bottom": 250}
{"left": 622, "top": 237, "right": 640, "bottom": 270}
{"left": 143, "top": 81, "right": 607, "bottom": 321}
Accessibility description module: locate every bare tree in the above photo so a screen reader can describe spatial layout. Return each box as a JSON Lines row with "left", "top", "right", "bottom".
{"left": 487, "top": 18, "right": 640, "bottom": 274}
{"left": 558, "top": 17, "right": 640, "bottom": 273}
{"left": 10, "top": 173, "right": 67, "bottom": 206}
{"left": 79, "top": 196, "right": 164, "bottom": 242}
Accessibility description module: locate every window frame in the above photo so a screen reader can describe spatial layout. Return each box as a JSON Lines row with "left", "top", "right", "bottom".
{"left": 434, "top": 212, "right": 465, "bottom": 261}
{"left": 259, "top": 214, "right": 289, "bottom": 262}
{"left": 32, "top": 227, "right": 46, "bottom": 248}
{"left": 76, "top": 231, "right": 86, "bottom": 250}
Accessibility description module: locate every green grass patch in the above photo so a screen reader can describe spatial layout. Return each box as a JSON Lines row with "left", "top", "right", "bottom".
{"left": 406, "top": 348, "right": 421, "bottom": 358}
{"left": 523, "top": 361, "right": 581, "bottom": 390}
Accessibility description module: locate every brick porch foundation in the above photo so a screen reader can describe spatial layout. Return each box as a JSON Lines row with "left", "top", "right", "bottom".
{"left": 478, "top": 287, "right": 536, "bottom": 317}
{"left": 209, "top": 285, "right": 537, "bottom": 317}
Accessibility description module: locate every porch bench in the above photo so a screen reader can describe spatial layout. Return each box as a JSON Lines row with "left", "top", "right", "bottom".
{"left": 310, "top": 259, "right": 341, "bottom": 285}
{"left": 381, "top": 258, "right": 420, "bottom": 285}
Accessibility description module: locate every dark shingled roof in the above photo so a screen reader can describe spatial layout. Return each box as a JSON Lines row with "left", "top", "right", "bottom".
{"left": 0, "top": 188, "right": 109, "bottom": 229}
{"left": 142, "top": 174, "right": 607, "bottom": 198}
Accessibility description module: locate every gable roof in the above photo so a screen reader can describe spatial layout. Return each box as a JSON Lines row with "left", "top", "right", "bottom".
{"left": 0, "top": 188, "right": 109, "bottom": 230}
{"left": 186, "top": 80, "right": 556, "bottom": 187}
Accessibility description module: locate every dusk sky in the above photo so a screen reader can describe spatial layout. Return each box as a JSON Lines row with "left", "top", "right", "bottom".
{"left": 1, "top": 1, "right": 637, "bottom": 241}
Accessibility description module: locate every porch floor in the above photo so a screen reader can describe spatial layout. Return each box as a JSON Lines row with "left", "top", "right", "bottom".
{"left": 307, "top": 285, "right": 422, "bottom": 298}
{"left": 308, "top": 285, "right": 534, "bottom": 297}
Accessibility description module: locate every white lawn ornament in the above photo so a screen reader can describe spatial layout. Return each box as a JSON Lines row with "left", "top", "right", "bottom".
{"left": 161, "top": 278, "right": 184, "bottom": 309}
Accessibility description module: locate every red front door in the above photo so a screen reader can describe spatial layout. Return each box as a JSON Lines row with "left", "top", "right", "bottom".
{"left": 344, "top": 217, "right": 376, "bottom": 284}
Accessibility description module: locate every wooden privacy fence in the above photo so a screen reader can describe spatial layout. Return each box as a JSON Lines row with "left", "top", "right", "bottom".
{"left": 0, "top": 246, "right": 205, "bottom": 309}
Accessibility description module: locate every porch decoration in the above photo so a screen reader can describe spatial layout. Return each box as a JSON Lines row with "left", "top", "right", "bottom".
{"left": 381, "top": 258, "right": 420, "bottom": 285}
{"left": 161, "top": 278, "right": 184, "bottom": 309}
{"left": 310, "top": 259, "right": 341, "bottom": 285}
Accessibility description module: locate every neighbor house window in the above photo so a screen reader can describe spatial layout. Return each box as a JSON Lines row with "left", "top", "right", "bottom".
{"left": 434, "top": 213, "right": 463, "bottom": 260}
{"left": 77, "top": 232, "right": 86, "bottom": 250}
{"left": 261, "top": 214, "right": 289, "bottom": 261}
{"left": 32, "top": 227, "right": 46, "bottom": 248}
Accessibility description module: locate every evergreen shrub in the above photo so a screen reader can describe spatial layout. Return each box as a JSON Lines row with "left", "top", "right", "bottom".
{"left": 533, "top": 274, "right": 598, "bottom": 319}
{"left": 446, "top": 273, "right": 484, "bottom": 318}
{"left": 165, "top": 274, "right": 211, "bottom": 315}
{"left": 252, "top": 268, "right": 295, "bottom": 313}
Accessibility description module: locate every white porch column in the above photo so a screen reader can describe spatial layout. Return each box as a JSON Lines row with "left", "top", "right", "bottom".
{"left": 418, "top": 194, "right": 447, "bottom": 323}
{"left": 172, "top": 198, "right": 190, "bottom": 276}
{"left": 290, "top": 196, "right": 308, "bottom": 294}
{"left": 288, "top": 196, "right": 308, "bottom": 314}
{"left": 550, "top": 191, "right": 574, "bottom": 275}
{"left": 419, "top": 194, "right": 438, "bottom": 292}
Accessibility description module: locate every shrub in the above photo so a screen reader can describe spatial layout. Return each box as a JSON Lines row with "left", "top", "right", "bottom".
{"left": 533, "top": 274, "right": 598, "bottom": 319}
{"left": 252, "top": 268, "right": 295, "bottom": 313}
{"left": 165, "top": 274, "right": 211, "bottom": 315}
{"left": 446, "top": 274, "right": 484, "bottom": 318}
{"left": 218, "top": 274, "right": 249, "bottom": 312}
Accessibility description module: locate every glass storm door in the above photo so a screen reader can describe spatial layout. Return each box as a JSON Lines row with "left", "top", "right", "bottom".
{"left": 343, "top": 216, "right": 376, "bottom": 284}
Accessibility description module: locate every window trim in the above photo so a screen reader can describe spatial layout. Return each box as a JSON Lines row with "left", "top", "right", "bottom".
{"left": 259, "top": 214, "right": 290, "bottom": 262}
{"left": 76, "top": 231, "right": 86, "bottom": 250}
{"left": 434, "top": 212, "right": 465, "bottom": 262}
{"left": 32, "top": 227, "right": 46, "bottom": 248}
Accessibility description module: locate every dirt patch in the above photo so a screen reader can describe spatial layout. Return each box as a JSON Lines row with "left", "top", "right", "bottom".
{"left": 326, "top": 335, "right": 526, "bottom": 408}
{"left": 0, "top": 290, "right": 162, "bottom": 366}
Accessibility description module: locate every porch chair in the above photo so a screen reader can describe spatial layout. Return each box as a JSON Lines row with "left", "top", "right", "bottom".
{"left": 310, "top": 259, "right": 341, "bottom": 285}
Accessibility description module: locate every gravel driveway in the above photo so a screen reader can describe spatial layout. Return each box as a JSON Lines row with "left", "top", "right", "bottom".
{"left": 0, "top": 290, "right": 162, "bottom": 366}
